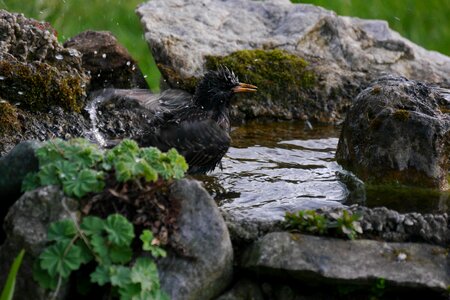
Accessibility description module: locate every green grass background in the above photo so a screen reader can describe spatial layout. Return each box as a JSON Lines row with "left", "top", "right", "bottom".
{"left": 1, "top": 0, "right": 449, "bottom": 91}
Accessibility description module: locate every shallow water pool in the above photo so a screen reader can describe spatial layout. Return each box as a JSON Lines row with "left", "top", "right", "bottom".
{"left": 199, "top": 120, "right": 450, "bottom": 222}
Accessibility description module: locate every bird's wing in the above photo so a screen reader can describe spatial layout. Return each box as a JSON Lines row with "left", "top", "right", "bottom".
{"left": 140, "top": 119, "right": 231, "bottom": 174}
{"left": 97, "top": 88, "right": 193, "bottom": 115}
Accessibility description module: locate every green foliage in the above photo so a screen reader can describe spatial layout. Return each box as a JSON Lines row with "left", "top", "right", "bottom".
{"left": 285, "top": 209, "right": 362, "bottom": 240}
{"left": 0, "top": 249, "right": 25, "bottom": 300}
{"left": 140, "top": 230, "right": 167, "bottom": 259}
{"left": 34, "top": 214, "right": 168, "bottom": 299}
{"left": 22, "top": 138, "right": 188, "bottom": 198}
{"left": 370, "top": 278, "right": 386, "bottom": 300}
{"left": 328, "top": 210, "right": 363, "bottom": 240}
{"left": 285, "top": 210, "right": 327, "bottom": 235}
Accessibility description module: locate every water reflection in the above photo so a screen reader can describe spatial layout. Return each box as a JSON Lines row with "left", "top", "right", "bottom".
{"left": 203, "top": 121, "right": 347, "bottom": 221}
{"left": 197, "top": 120, "right": 450, "bottom": 221}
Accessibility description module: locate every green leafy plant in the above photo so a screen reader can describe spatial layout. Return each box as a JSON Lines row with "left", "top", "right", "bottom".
{"left": 370, "top": 277, "right": 386, "bottom": 300}
{"left": 33, "top": 214, "right": 168, "bottom": 299}
{"left": 328, "top": 210, "right": 363, "bottom": 240}
{"left": 22, "top": 138, "right": 188, "bottom": 198}
{"left": 0, "top": 249, "right": 25, "bottom": 300}
{"left": 285, "top": 209, "right": 362, "bottom": 240}
{"left": 285, "top": 210, "right": 328, "bottom": 234}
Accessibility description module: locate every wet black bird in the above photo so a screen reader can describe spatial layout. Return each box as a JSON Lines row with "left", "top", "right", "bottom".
{"left": 134, "top": 67, "right": 257, "bottom": 174}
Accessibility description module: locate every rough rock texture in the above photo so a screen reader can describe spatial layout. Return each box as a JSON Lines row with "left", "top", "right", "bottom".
{"left": 0, "top": 140, "right": 41, "bottom": 199}
{"left": 64, "top": 31, "right": 149, "bottom": 92}
{"left": 158, "top": 179, "right": 233, "bottom": 300}
{"left": 336, "top": 76, "right": 450, "bottom": 189}
{"left": 137, "top": 0, "right": 450, "bottom": 123}
{"left": 322, "top": 206, "right": 450, "bottom": 246}
{"left": 223, "top": 205, "right": 449, "bottom": 248}
{"left": 0, "top": 186, "right": 78, "bottom": 300}
{"left": 0, "top": 179, "right": 233, "bottom": 300}
{"left": 0, "top": 10, "right": 93, "bottom": 155}
{"left": 0, "top": 105, "right": 92, "bottom": 156}
{"left": 0, "top": 10, "right": 89, "bottom": 111}
{"left": 216, "top": 279, "right": 264, "bottom": 300}
{"left": 241, "top": 232, "right": 449, "bottom": 294}
{"left": 0, "top": 140, "right": 41, "bottom": 242}
{"left": 221, "top": 210, "right": 284, "bottom": 247}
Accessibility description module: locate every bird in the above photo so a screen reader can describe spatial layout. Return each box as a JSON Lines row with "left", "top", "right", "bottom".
{"left": 130, "top": 67, "right": 257, "bottom": 174}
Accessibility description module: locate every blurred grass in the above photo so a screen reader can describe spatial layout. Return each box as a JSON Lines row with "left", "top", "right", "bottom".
{"left": 298, "top": 0, "right": 450, "bottom": 56}
{"left": 0, "top": 0, "right": 449, "bottom": 91}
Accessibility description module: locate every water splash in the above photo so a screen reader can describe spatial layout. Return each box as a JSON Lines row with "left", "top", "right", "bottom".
{"left": 85, "top": 93, "right": 107, "bottom": 147}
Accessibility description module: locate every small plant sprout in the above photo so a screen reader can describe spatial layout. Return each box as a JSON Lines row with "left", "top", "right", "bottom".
{"left": 285, "top": 209, "right": 363, "bottom": 240}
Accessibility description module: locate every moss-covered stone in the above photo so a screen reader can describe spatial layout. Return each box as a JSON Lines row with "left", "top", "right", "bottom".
{"left": 205, "top": 49, "right": 315, "bottom": 107}
{"left": 393, "top": 109, "right": 410, "bottom": 121}
{"left": 158, "top": 63, "right": 199, "bottom": 93}
{"left": 0, "top": 101, "right": 20, "bottom": 135}
{"left": 0, "top": 60, "right": 85, "bottom": 112}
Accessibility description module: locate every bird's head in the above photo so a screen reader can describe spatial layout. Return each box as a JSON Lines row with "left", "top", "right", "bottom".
{"left": 193, "top": 67, "right": 257, "bottom": 110}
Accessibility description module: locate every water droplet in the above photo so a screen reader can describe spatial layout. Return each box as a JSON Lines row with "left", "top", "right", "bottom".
{"left": 0, "top": 76, "right": 5, "bottom": 80}
{"left": 93, "top": 50, "right": 98, "bottom": 55}
{"left": 18, "top": 91, "right": 24, "bottom": 95}
{"left": 102, "top": 53, "right": 107, "bottom": 59}
{"left": 55, "top": 54, "right": 63, "bottom": 60}
{"left": 144, "top": 75, "right": 148, "bottom": 78}
{"left": 131, "top": 65, "right": 136, "bottom": 71}
{"left": 126, "top": 61, "right": 131, "bottom": 66}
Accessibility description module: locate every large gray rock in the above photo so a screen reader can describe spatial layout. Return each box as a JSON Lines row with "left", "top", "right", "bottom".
{"left": 336, "top": 76, "right": 450, "bottom": 190}
{"left": 137, "top": 0, "right": 450, "bottom": 123}
{"left": 0, "top": 179, "right": 233, "bottom": 300}
{"left": 0, "top": 186, "right": 78, "bottom": 300}
{"left": 241, "top": 232, "right": 449, "bottom": 294}
{"left": 159, "top": 179, "right": 233, "bottom": 300}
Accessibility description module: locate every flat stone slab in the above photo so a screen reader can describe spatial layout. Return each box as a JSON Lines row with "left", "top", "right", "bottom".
{"left": 241, "top": 232, "right": 449, "bottom": 293}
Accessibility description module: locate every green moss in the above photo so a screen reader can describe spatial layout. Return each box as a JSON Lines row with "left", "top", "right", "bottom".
{"left": 393, "top": 109, "right": 410, "bottom": 121}
{"left": 0, "top": 101, "right": 20, "bottom": 135}
{"left": 205, "top": 49, "right": 315, "bottom": 113}
{"left": 158, "top": 63, "right": 199, "bottom": 93}
{"left": 0, "top": 60, "right": 85, "bottom": 112}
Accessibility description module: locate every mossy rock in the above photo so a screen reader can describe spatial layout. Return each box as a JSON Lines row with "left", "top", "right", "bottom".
{"left": 158, "top": 63, "right": 199, "bottom": 93}
{"left": 0, "top": 101, "right": 20, "bottom": 135}
{"left": 205, "top": 49, "right": 316, "bottom": 119}
{"left": 0, "top": 60, "right": 85, "bottom": 112}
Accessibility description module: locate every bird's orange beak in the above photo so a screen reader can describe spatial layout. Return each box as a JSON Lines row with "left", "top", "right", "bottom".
{"left": 233, "top": 83, "right": 258, "bottom": 93}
